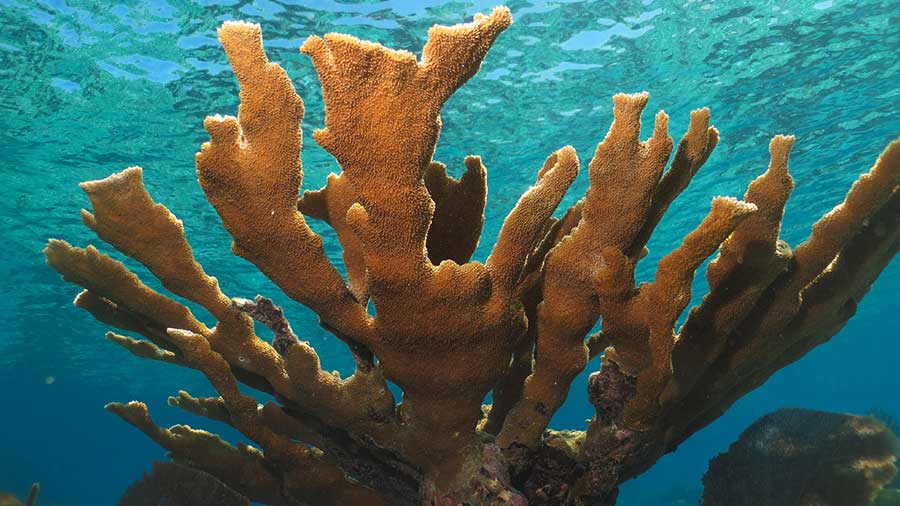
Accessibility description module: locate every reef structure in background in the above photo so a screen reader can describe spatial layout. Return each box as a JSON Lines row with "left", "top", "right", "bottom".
{"left": 120, "top": 461, "right": 251, "bottom": 506}
{"left": 45, "top": 6, "right": 900, "bottom": 506}
{"left": 701, "top": 409, "right": 899, "bottom": 506}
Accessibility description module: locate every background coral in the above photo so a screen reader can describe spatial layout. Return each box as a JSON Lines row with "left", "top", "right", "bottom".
{"left": 119, "top": 461, "right": 250, "bottom": 506}
{"left": 701, "top": 409, "right": 899, "bottom": 506}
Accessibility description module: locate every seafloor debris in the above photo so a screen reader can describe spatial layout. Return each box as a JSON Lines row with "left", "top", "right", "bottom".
{"left": 701, "top": 409, "right": 899, "bottom": 506}
{"left": 45, "top": 5, "right": 900, "bottom": 505}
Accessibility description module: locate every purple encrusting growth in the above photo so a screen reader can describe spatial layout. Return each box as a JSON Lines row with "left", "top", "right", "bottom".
{"left": 588, "top": 361, "right": 637, "bottom": 426}
{"left": 232, "top": 295, "right": 299, "bottom": 354}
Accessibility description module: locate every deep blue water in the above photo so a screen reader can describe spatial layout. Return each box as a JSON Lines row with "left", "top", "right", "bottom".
{"left": 1, "top": 0, "right": 898, "bottom": 504}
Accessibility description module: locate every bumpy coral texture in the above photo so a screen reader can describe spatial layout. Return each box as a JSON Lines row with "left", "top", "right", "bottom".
{"left": 46, "top": 6, "right": 900, "bottom": 506}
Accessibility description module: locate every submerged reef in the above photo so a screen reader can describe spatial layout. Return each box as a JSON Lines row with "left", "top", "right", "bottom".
{"left": 701, "top": 409, "right": 899, "bottom": 506}
{"left": 44, "top": 6, "right": 900, "bottom": 506}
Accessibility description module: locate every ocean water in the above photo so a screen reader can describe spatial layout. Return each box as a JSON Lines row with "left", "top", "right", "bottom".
{"left": 0, "top": 0, "right": 898, "bottom": 504}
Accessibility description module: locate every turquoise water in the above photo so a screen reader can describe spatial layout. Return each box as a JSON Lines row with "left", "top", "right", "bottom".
{"left": 1, "top": 0, "right": 898, "bottom": 504}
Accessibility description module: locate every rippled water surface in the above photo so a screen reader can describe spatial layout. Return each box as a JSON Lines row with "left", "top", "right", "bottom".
{"left": 1, "top": 0, "right": 898, "bottom": 504}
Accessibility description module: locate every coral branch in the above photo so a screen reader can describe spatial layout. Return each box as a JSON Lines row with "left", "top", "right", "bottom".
{"left": 670, "top": 135, "right": 795, "bottom": 399}
{"left": 499, "top": 93, "right": 692, "bottom": 448}
{"left": 73, "top": 289, "right": 183, "bottom": 355}
{"left": 488, "top": 146, "right": 580, "bottom": 292}
{"left": 44, "top": 241, "right": 206, "bottom": 337}
{"left": 107, "top": 332, "right": 184, "bottom": 366}
{"left": 577, "top": 137, "right": 900, "bottom": 502}
{"left": 106, "top": 401, "right": 284, "bottom": 505}
{"left": 627, "top": 108, "right": 719, "bottom": 256}
{"left": 168, "top": 391, "right": 231, "bottom": 424}
{"left": 738, "top": 138, "right": 900, "bottom": 356}
{"left": 47, "top": 166, "right": 395, "bottom": 452}
{"left": 297, "top": 172, "right": 369, "bottom": 301}
{"left": 76, "top": 167, "right": 301, "bottom": 390}
{"left": 616, "top": 196, "right": 756, "bottom": 426}
{"left": 579, "top": 92, "right": 673, "bottom": 251}
{"left": 79, "top": 167, "right": 236, "bottom": 325}
{"left": 25, "top": 484, "right": 38, "bottom": 506}
{"left": 166, "top": 326, "right": 388, "bottom": 505}
{"left": 230, "top": 295, "right": 396, "bottom": 434}
{"left": 300, "top": 7, "right": 510, "bottom": 298}
{"left": 672, "top": 144, "right": 900, "bottom": 441}
{"left": 197, "top": 21, "right": 373, "bottom": 344}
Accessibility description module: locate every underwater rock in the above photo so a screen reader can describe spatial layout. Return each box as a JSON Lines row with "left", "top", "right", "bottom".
{"left": 44, "top": 5, "right": 900, "bottom": 506}
{"left": 701, "top": 409, "right": 900, "bottom": 506}
{"left": 119, "top": 461, "right": 250, "bottom": 506}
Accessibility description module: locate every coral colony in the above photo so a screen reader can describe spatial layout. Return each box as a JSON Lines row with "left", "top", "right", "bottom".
{"left": 701, "top": 409, "right": 899, "bottom": 506}
{"left": 45, "top": 7, "right": 899, "bottom": 505}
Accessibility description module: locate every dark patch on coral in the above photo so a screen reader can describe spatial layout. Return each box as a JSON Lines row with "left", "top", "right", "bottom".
{"left": 232, "top": 295, "right": 299, "bottom": 354}
{"left": 588, "top": 361, "right": 636, "bottom": 426}
{"left": 505, "top": 441, "right": 610, "bottom": 505}
{"left": 276, "top": 403, "right": 422, "bottom": 506}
